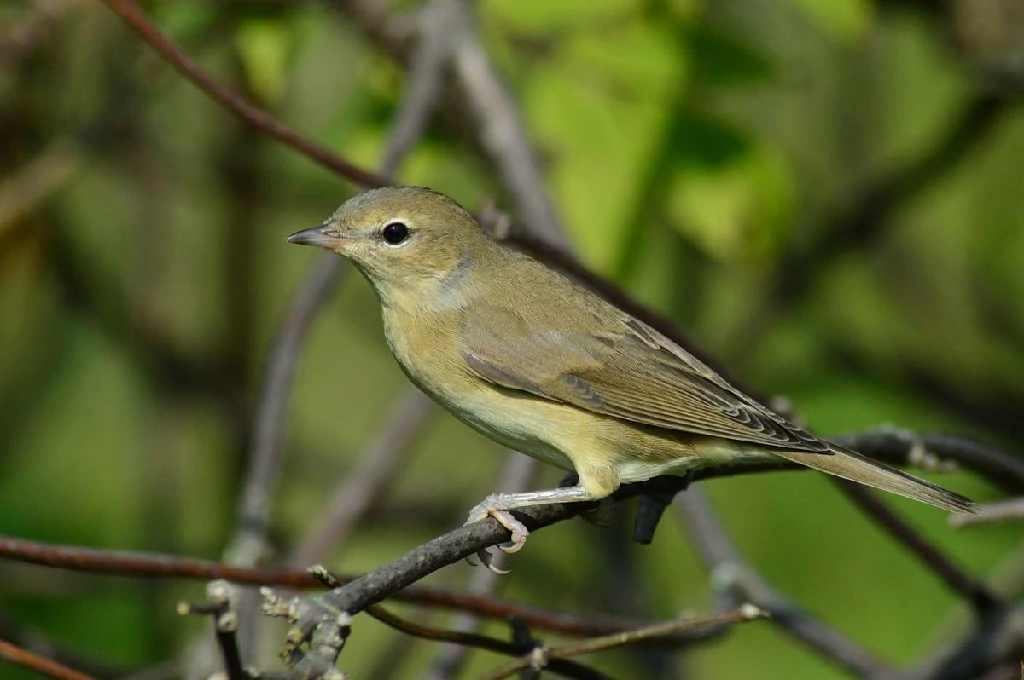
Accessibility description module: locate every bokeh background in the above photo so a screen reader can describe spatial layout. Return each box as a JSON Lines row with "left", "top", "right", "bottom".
{"left": 1, "top": 0, "right": 1022, "bottom": 678}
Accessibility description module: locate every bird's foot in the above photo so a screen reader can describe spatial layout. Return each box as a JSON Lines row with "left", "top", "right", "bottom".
{"left": 464, "top": 496, "right": 530, "bottom": 572}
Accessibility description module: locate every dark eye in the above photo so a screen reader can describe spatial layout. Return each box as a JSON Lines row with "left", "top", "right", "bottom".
{"left": 381, "top": 221, "right": 410, "bottom": 245}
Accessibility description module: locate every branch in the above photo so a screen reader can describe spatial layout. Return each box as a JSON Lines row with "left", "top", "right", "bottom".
{"left": 836, "top": 481, "right": 998, "bottom": 616}
{"left": 0, "top": 638, "right": 98, "bottom": 680}
{"left": 263, "top": 468, "right": 853, "bottom": 679}
{"left": 290, "top": 388, "right": 433, "bottom": 567}
{"left": 0, "top": 612, "right": 128, "bottom": 680}
{"left": 101, "top": 0, "right": 389, "bottom": 187}
{"left": 177, "top": 581, "right": 247, "bottom": 680}
{"left": 230, "top": 257, "right": 347, "bottom": 568}
{"left": 0, "top": 535, "right": 657, "bottom": 639}
{"left": 361, "top": 603, "right": 612, "bottom": 680}
{"left": 677, "top": 487, "right": 889, "bottom": 677}
{"left": 423, "top": 451, "right": 539, "bottom": 680}
{"left": 951, "top": 497, "right": 1024, "bottom": 528}
{"left": 224, "top": 0, "right": 453, "bottom": 658}
{"left": 473, "top": 606, "right": 765, "bottom": 680}
{"left": 775, "top": 92, "right": 1007, "bottom": 308}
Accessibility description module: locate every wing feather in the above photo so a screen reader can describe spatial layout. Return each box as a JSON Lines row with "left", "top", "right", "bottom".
{"left": 460, "top": 304, "right": 829, "bottom": 453}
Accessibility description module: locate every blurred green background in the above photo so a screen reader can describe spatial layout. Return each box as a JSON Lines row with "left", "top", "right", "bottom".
{"left": 1, "top": 0, "right": 1022, "bottom": 678}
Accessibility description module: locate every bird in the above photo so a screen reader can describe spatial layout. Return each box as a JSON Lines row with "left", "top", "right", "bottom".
{"left": 287, "top": 185, "right": 973, "bottom": 563}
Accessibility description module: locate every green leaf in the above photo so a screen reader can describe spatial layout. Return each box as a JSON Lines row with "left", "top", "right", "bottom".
{"left": 789, "top": 0, "right": 873, "bottom": 41}
{"left": 667, "top": 137, "right": 795, "bottom": 264}
{"left": 235, "top": 19, "right": 292, "bottom": 103}
{"left": 688, "top": 24, "right": 774, "bottom": 87}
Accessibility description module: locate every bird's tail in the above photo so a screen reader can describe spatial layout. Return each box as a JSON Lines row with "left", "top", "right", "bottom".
{"left": 775, "top": 446, "right": 974, "bottom": 513}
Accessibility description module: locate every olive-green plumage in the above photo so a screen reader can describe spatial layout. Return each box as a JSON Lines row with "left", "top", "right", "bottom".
{"left": 288, "top": 186, "right": 972, "bottom": 554}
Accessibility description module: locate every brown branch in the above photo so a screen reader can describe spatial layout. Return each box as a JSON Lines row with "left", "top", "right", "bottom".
{"left": 836, "top": 481, "right": 999, "bottom": 616}
{"left": 100, "top": 0, "right": 389, "bottom": 188}
{"left": 262, "top": 475, "right": 764, "bottom": 679}
{"left": 423, "top": 451, "right": 539, "bottom": 680}
{"left": 473, "top": 607, "right": 766, "bottom": 680}
{"left": 677, "top": 487, "right": 890, "bottom": 677}
{"left": 0, "top": 638, "right": 98, "bottom": 680}
{"left": 0, "top": 613, "right": 128, "bottom": 680}
{"left": 0, "top": 535, "right": 655, "bottom": 639}
{"left": 363, "top": 604, "right": 611, "bottom": 680}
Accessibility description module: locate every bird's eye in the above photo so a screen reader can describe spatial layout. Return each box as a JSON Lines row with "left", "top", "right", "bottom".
{"left": 381, "top": 221, "right": 410, "bottom": 245}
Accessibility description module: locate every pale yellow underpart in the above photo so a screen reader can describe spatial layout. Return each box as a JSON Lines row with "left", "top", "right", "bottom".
{"left": 444, "top": 386, "right": 775, "bottom": 496}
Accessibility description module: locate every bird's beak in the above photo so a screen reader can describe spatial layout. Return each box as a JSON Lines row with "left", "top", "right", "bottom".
{"left": 287, "top": 223, "right": 344, "bottom": 249}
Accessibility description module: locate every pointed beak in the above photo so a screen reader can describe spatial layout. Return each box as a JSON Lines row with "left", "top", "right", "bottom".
{"left": 287, "top": 223, "right": 344, "bottom": 249}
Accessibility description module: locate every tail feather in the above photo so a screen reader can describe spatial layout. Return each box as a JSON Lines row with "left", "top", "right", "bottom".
{"left": 776, "top": 446, "right": 974, "bottom": 513}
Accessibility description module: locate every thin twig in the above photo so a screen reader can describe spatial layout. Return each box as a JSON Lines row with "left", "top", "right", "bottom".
{"left": 230, "top": 257, "right": 347, "bottom": 566}
{"left": 0, "top": 137, "right": 81, "bottom": 242}
{"left": 951, "top": 497, "right": 1024, "bottom": 528}
{"left": 227, "top": 0, "right": 453, "bottom": 656}
{"left": 836, "top": 481, "right": 999, "bottom": 616}
{"left": 774, "top": 92, "right": 1007, "bottom": 315}
{"left": 677, "top": 487, "right": 889, "bottom": 677}
{"left": 0, "top": 612, "right": 129, "bottom": 680}
{"left": 446, "top": 0, "right": 569, "bottom": 249}
{"left": 0, "top": 638, "right": 98, "bottom": 680}
{"left": 473, "top": 606, "right": 766, "bottom": 680}
{"left": 178, "top": 581, "right": 248, "bottom": 680}
{"left": 291, "top": 388, "right": 434, "bottom": 567}
{"left": 364, "top": 604, "right": 610, "bottom": 680}
{"left": 378, "top": 0, "right": 456, "bottom": 176}
{"left": 101, "top": 0, "right": 389, "bottom": 187}
{"left": 422, "top": 451, "right": 539, "bottom": 680}
{"left": 0, "top": 534, "right": 654, "bottom": 638}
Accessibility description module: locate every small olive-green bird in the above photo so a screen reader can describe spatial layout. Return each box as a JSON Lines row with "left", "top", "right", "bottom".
{"left": 288, "top": 186, "right": 972, "bottom": 555}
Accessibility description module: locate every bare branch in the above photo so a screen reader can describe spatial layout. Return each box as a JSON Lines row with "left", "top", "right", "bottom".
{"left": 951, "top": 497, "right": 1024, "bottom": 528}
{"left": 473, "top": 606, "right": 766, "bottom": 680}
{"left": 0, "top": 638, "right": 97, "bottom": 680}
{"left": 101, "top": 0, "right": 389, "bottom": 187}
{"left": 422, "top": 451, "right": 539, "bottom": 680}
{"left": 291, "top": 389, "right": 434, "bottom": 567}
{"left": 230, "top": 257, "right": 347, "bottom": 569}
{"left": 836, "top": 481, "right": 998, "bottom": 615}
{"left": 363, "top": 603, "right": 611, "bottom": 680}
{"left": 178, "top": 581, "right": 248, "bottom": 680}
{"left": 445, "top": 0, "right": 569, "bottom": 249}
{"left": 0, "top": 534, "right": 657, "bottom": 638}
{"left": 677, "top": 487, "right": 890, "bottom": 677}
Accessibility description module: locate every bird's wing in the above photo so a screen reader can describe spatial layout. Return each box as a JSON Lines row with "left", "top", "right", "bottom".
{"left": 460, "top": 303, "right": 830, "bottom": 453}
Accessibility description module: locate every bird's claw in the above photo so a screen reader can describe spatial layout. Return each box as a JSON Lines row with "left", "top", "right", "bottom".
{"left": 464, "top": 500, "right": 530, "bottom": 571}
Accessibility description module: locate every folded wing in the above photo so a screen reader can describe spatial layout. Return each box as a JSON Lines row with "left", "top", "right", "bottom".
{"left": 460, "top": 303, "right": 830, "bottom": 454}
